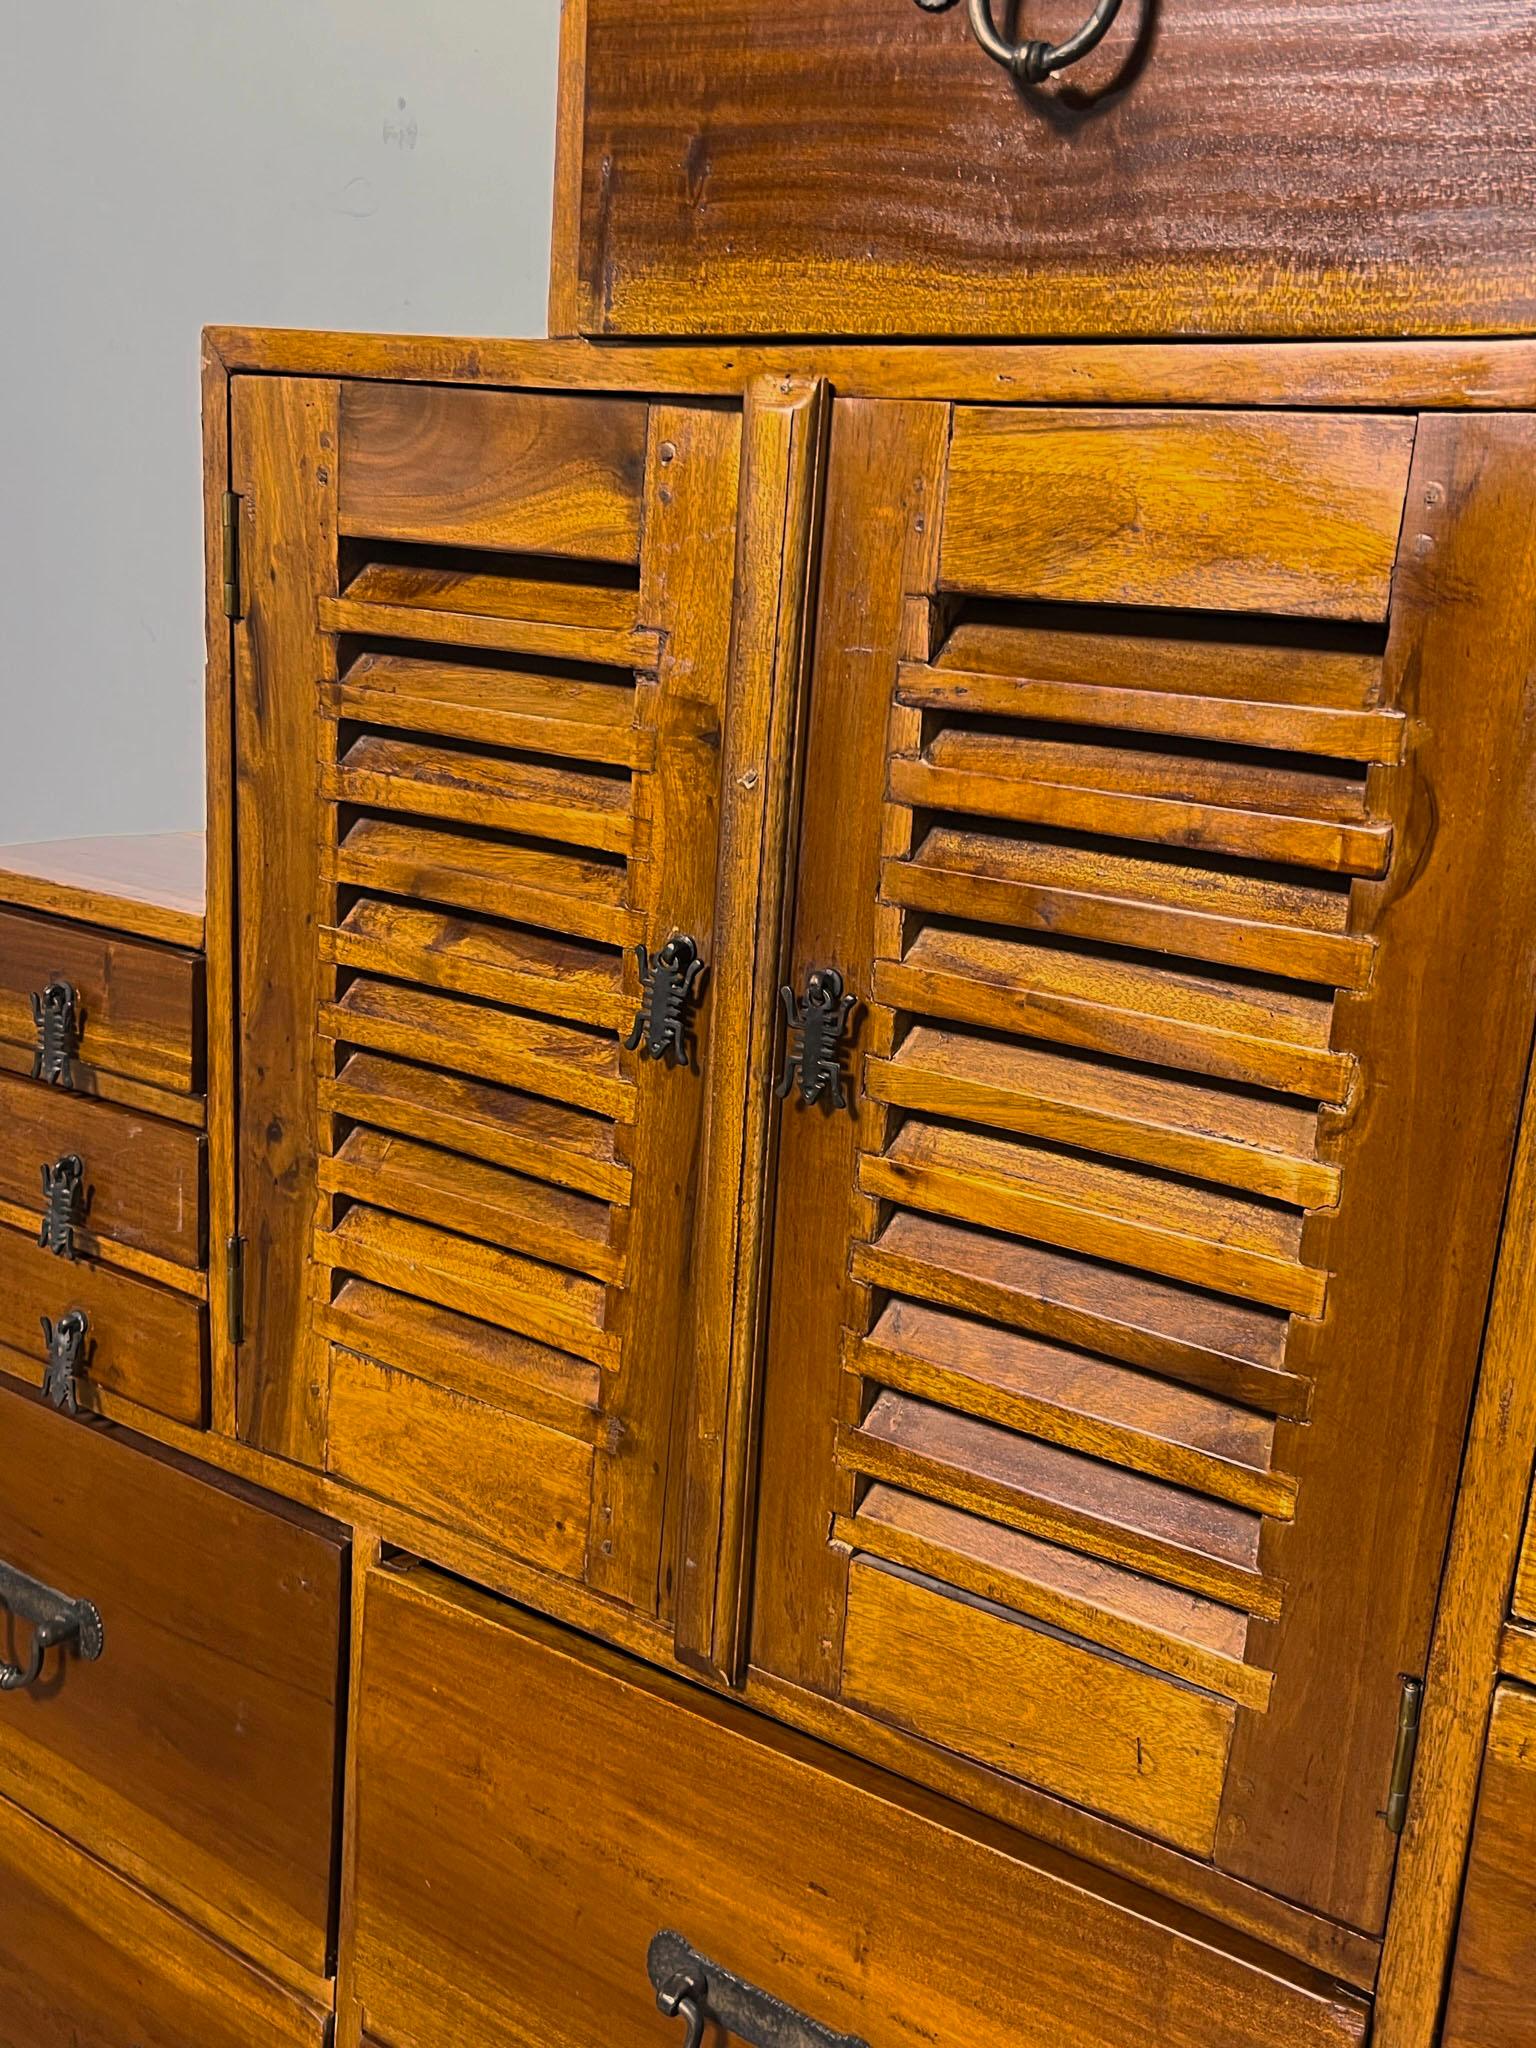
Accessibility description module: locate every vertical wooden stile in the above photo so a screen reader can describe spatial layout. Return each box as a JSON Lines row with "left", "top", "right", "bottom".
{"left": 672, "top": 374, "right": 829, "bottom": 1683}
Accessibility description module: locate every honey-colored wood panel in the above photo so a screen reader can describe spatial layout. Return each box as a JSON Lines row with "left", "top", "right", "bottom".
{"left": 840, "top": 1489, "right": 1269, "bottom": 1713}
{"left": 587, "top": 403, "right": 743, "bottom": 1618}
{"left": 841, "top": 1561, "right": 1234, "bottom": 1856}
{"left": 565, "top": 0, "right": 1536, "bottom": 341}
{"left": 209, "top": 327, "right": 1536, "bottom": 411}
{"left": 0, "top": 1223, "right": 204, "bottom": 1425}
{"left": 0, "top": 1072, "right": 204, "bottom": 1268}
{"left": 0, "top": 1793, "right": 328, "bottom": 2048}
{"left": 0, "top": 907, "right": 201, "bottom": 1094}
{"left": 672, "top": 374, "right": 827, "bottom": 1682}
{"left": 231, "top": 374, "right": 338, "bottom": 1464}
{"left": 1442, "top": 1686, "right": 1536, "bottom": 2048}
{"left": 352, "top": 1565, "right": 1367, "bottom": 2048}
{"left": 327, "top": 653, "right": 643, "bottom": 767}
{"left": 338, "top": 381, "right": 647, "bottom": 562}
{"left": 1218, "top": 415, "right": 1536, "bottom": 1929}
{"left": 325, "top": 1347, "right": 591, "bottom": 1578}
{"left": 0, "top": 1386, "right": 345, "bottom": 1980}
{"left": 1515, "top": 1484, "right": 1536, "bottom": 1623}
{"left": 897, "top": 663, "right": 1403, "bottom": 763}
{"left": 940, "top": 411, "right": 1415, "bottom": 621}
{"left": 0, "top": 832, "right": 204, "bottom": 949}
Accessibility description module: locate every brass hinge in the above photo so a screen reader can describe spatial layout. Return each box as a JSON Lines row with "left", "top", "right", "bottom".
{"left": 1386, "top": 1675, "right": 1425, "bottom": 1835}
{"left": 222, "top": 491, "right": 243, "bottom": 621}
{"left": 225, "top": 1235, "right": 247, "bottom": 1348}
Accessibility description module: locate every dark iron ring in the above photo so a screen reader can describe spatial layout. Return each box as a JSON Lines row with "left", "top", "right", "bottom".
{"left": 918, "top": 0, "right": 1126, "bottom": 83}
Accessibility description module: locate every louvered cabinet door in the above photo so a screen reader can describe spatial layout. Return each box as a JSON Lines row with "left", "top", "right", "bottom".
{"left": 229, "top": 371, "right": 821, "bottom": 1632}
{"left": 752, "top": 402, "right": 1536, "bottom": 1930}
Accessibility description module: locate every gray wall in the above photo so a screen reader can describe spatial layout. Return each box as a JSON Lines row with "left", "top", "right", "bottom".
{"left": 0, "top": 2, "right": 561, "bottom": 846}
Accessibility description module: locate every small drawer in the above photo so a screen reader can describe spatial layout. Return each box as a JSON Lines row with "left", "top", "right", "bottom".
{"left": 1444, "top": 1683, "right": 1536, "bottom": 2048}
{"left": 0, "top": 905, "right": 202, "bottom": 1095}
{"left": 0, "top": 1219, "right": 205, "bottom": 1425}
{"left": 0, "top": 1069, "right": 205, "bottom": 1268}
{"left": 0, "top": 1791, "right": 329, "bottom": 2048}
{"left": 351, "top": 1564, "right": 1368, "bottom": 2048}
{"left": 0, "top": 1384, "right": 348, "bottom": 1982}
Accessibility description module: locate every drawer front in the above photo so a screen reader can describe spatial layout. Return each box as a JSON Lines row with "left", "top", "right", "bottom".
{"left": 351, "top": 1564, "right": 1368, "bottom": 2048}
{"left": 0, "top": 1385, "right": 347, "bottom": 1978}
{"left": 0, "top": 1069, "right": 205, "bottom": 1268}
{"left": 0, "top": 1219, "right": 204, "bottom": 1424}
{"left": 0, "top": 1792, "right": 328, "bottom": 2048}
{"left": 565, "top": 0, "right": 1536, "bottom": 342}
{"left": 0, "top": 905, "right": 201, "bottom": 1094}
{"left": 1444, "top": 1683, "right": 1536, "bottom": 2048}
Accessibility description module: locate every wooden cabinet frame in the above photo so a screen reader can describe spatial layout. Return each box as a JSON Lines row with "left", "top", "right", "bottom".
{"left": 199, "top": 328, "right": 1536, "bottom": 2012}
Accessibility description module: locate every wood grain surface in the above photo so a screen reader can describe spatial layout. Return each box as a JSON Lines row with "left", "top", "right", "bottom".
{"left": 566, "top": 0, "right": 1536, "bottom": 340}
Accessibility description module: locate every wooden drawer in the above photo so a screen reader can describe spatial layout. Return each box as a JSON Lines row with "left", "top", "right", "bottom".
{"left": 350, "top": 1563, "right": 1368, "bottom": 2048}
{"left": 1444, "top": 1683, "right": 1536, "bottom": 2047}
{"left": 0, "top": 904, "right": 202, "bottom": 1095}
{"left": 559, "top": 0, "right": 1536, "bottom": 342}
{"left": 0, "top": 1069, "right": 205, "bottom": 1268}
{"left": 0, "top": 1218, "right": 205, "bottom": 1424}
{"left": 0, "top": 1384, "right": 347, "bottom": 1979}
{"left": 0, "top": 1792, "right": 328, "bottom": 2048}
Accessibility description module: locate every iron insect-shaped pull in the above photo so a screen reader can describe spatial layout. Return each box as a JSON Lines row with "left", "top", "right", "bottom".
{"left": 625, "top": 934, "right": 706, "bottom": 1070}
{"left": 40, "top": 1308, "right": 90, "bottom": 1416}
{"left": 38, "top": 1154, "right": 88, "bottom": 1261}
{"left": 778, "top": 967, "right": 858, "bottom": 1110}
{"left": 31, "top": 978, "right": 81, "bottom": 1086}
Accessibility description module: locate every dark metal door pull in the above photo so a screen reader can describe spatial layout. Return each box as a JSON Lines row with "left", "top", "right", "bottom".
{"left": 626, "top": 934, "right": 707, "bottom": 1068}
{"left": 915, "top": 0, "right": 1124, "bottom": 83}
{"left": 778, "top": 968, "right": 857, "bottom": 1109}
{"left": 40, "top": 1308, "right": 90, "bottom": 1415}
{"left": 649, "top": 1933, "right": 870, "bottom": 2048}
{"left": 0, "top": 1558, "right": 104, "bottom": 1693}
{"left": 38, "top": 1153, "right": 88, "bottom": 1260}
{"left": 31, "top": 979, "right": 81, "bottom": 1086}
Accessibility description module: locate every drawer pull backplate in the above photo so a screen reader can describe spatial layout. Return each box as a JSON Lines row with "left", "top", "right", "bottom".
{"left": 777, "top": 967, "right": 857, "bottom": 1111}
{"left": 626, "top": 935, "right": 707, "bottom": 1070}
{"left": 38, "top": 1153, "right": 88, "bottom": 1261}
{"left": 648, "top": 1932, "right": 870, "bottom": 2048}
{"left": 30, "top": 978, "right": 82, "bottom": 1086}
{"left": 40, "top": 1308, "right": 90, "bottom": 1415}
{"left": 0, "top": 1557, "right": 104, "bottom": 1693}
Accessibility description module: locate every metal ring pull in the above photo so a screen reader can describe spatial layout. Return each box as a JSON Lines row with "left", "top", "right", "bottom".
{"left": 0, "top": 1558, "right": 104, "bottom": 1694}
{"left": 656, "top": 1971, "right": 707, "bottom": 2048}
{"left": 917, "top": 0, "right": 1125, "bottom": 83}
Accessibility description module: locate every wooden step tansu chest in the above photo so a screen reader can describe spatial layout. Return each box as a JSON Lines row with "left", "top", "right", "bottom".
{"left": 5, "top": 9, "right": 1536, "bottom": 2047}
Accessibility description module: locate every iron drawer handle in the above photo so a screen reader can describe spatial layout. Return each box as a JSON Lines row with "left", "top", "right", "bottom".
{"left": 916, "top": 0, "right": 1124, "bottom": 83}
{"left": 30, "top": 978, "right": 81, "bottom": 1086}
{"left": 656, "top": 1972, "right": 707, "bottom": 2048}
{"left": 38, "top": 1153, "right": 88, "bottom": 1261}
{"left": 625, "top": 934, "right": 707, "bottom": 1069}
{"left": 777, "top": 968, "right": 858, "bottom": 1110}
{"left": 648, "top": 1932, "right": 870, "bottom": 2048}
{"left": 40, "top": 1308, "right": 90, "bottom": 1416}
{"left": 0, "top": 1558, "right": 104, "bottom": 1693}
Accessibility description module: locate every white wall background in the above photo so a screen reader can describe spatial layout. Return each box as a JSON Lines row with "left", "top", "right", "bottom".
{"left": 0, "top": 1, "right": 561, "bottom": 845}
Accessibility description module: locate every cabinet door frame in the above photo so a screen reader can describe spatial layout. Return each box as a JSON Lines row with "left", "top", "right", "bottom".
{"left": 751, "top": 394, "right": 1536, "bottom": 1936}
